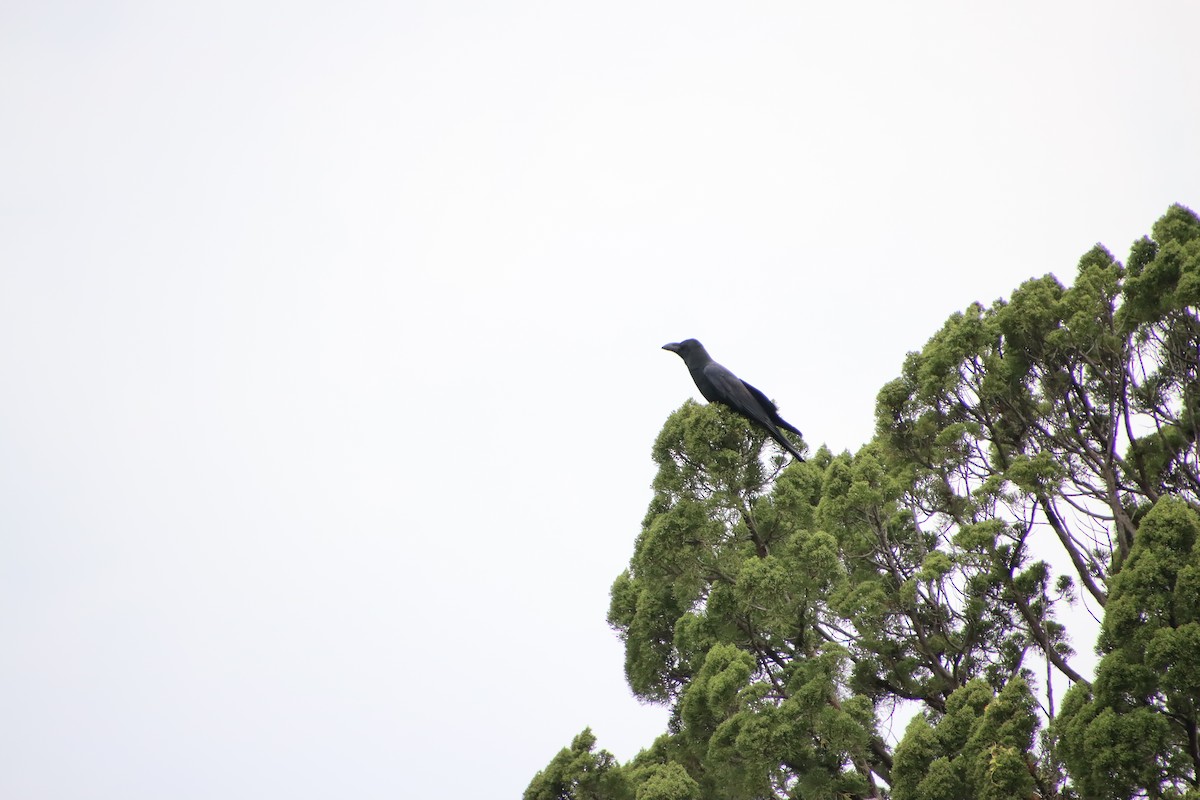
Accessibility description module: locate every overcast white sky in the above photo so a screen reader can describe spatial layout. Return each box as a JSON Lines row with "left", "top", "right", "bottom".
{"left": 2, "top": 2, "right": 1198, "bottom": 798}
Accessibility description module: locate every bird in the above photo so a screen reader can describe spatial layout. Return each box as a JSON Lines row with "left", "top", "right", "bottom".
{"left": 663, "top": 338, "right": 805, "bottom": 462}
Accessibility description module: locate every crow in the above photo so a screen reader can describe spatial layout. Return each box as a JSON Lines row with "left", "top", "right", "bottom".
{"left": 663, "top": 338, "right": 805, "bottom": 462}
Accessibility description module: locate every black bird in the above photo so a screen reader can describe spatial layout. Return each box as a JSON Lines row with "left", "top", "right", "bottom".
{"left": 663, "top": 338, "right": 805, "bottom": 462}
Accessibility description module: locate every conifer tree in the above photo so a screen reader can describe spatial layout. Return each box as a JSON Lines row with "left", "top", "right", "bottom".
{"left": 527, "top": 204, "right": 1200, "bottom": 800}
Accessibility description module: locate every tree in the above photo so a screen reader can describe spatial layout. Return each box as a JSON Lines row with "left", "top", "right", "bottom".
{"left": 526, "top": 204, "right": 1200, "bottom": 799}
{"left": 1054, "top": 497, "right": 1200, "bottom": 799}
{"left": 524, "top": 728, "right": 631, "bottom": 800}
{"left": 891, "top": 677, "right": 1039, "bottom": 800}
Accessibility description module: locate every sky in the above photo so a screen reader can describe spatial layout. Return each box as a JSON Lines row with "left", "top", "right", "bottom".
{"left": 1, "top": 1, "right": 1198, "bottom": 797}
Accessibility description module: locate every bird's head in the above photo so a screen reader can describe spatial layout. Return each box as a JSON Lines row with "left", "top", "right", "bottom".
{"left": 662, "top": 339, "right": 707, "bottom": 362}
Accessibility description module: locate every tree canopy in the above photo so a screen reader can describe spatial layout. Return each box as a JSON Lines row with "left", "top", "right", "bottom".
{"left": 526, "top": 204, "right": 1200, "bottom": 800}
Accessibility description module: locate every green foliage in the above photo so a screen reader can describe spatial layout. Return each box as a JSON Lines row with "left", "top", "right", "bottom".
{"left": 632, "top": 762, "right": 700, "bottom": 800}
{"left": 1054, "top": 497, "right": 1200, "bottom": 798}
{"left": 531, "top": 204, "right": 1200, "bottom": 800}
{"left": 1120, "top": 204, "right": 1200, "bottom": 326}
{"left": 524, "top": 728, "right": 632, "bottom": 800}
{"left": 892, "top": 678, "right": 1038, "bottom": 800}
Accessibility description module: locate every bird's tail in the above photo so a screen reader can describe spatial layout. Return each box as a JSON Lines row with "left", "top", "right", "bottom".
{"left": 769, "top": 429, "right": 805, "bottom": 462}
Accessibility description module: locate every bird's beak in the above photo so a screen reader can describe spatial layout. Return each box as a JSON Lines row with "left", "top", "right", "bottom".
{"left": 662, "top": 342, "right": 681, "bottom": 353}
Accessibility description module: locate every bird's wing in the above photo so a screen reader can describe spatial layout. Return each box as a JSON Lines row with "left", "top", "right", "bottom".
{"left": 772, "top": 415, "right": 803, "bottom": 438}
{"left": 740, "top": 380, "right": 780, "bottom": 414}
{"left": 703, "top": 363, "right": 776, "bottom": 429}
{"left": 700, "top": 363, "right": 806, "bottom": 462}
{"left": 741, "top": 379, "right": 803, "bottom": 438}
